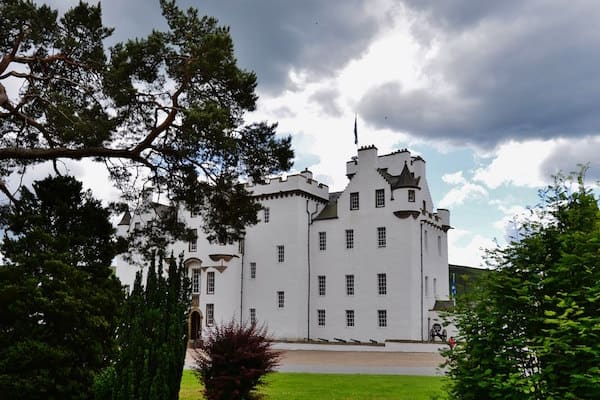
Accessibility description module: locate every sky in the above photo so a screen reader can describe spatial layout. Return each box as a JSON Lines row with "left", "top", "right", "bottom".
{"left": 38, "top": 0, "right": 600, "bottom": 268}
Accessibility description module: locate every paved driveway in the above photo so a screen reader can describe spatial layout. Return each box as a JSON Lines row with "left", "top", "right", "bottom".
{"left": 186, "top": 349, "right": 446, "bottom": 376}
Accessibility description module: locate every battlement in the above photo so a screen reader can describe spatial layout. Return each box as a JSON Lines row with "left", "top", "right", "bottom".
{"left": 347, "top": 146, "right": 425, "bottom": 177}
{"left": 247, "top": 170, "right": 330, "bottom": 200}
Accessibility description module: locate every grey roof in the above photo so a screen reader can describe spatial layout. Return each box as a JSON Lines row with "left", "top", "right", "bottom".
{"left": 378, "top": 162, "right": 421, "bottom": 190}
{"left": 117, "top": 210, "right": 131, "bottom": 225}
{"left": 313, "top": 192, "right": 342, "bottom": 221}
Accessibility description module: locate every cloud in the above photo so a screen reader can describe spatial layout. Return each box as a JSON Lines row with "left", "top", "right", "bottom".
{"left": 540, "top": 136, "right": 600, "bottom": 181}
{"left": 309, "top": 88, "right": 343, "bottom": 117}
{"left": 439, "top": 170, "right": 487, "bottom": 208}
{"left": 359, "top": 1, "right": 600, "bottom": 147}
{"left": 448, "top": 228, "right": 496, "bottom": 267}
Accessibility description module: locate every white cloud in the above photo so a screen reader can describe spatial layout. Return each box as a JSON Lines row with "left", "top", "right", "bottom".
{"left": 473, "top": 139, "right": 555, "bottom": 189}
{"left": 439, "top": 170, "right": 487, "bottom": 208}
{"left": 441, "top": 171, "right": 466, "bottom": 185}
{"left": 448, "top": 228, "right": 496, "bottom": 267}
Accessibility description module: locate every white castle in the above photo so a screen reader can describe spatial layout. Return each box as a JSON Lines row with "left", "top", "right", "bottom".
{"left": 115, "top": 145, "right": 452, "bottom": 343}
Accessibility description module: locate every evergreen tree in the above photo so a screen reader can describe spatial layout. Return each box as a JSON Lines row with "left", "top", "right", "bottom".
{"left": 0, "top": 176, "right": 124, "bottom": 400}
{"left": 444, "top": 171, "right": 600, "bottom": 399}
{"left": 112, "top": 253, "right": 191, "bottom": 400}
{"left": 0, "top": 0, "right": 293, "bottom": 244}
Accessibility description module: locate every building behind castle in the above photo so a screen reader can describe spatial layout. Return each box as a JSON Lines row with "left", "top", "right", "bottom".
{"left": 115, "top": 146, "right": 452, "bottom": 343}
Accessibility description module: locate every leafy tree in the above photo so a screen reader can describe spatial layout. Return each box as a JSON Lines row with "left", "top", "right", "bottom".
{"left": 112, "top": 253, "right": 191, "bottom": 400}
{"left": 0, "top": 0, "right": 293, "bottom": 244}
{"left": 194, "top": 321, "right": 281, "bottom": 400}
{"left": 0, "top": 175, "right": 124, "bottom": 400}
{"left": 444, "top": 171, "right": 600, "bottom": 400}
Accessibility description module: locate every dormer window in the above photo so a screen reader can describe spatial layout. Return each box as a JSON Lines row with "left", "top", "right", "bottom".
{"left": 408, "top": 190, "right": 415, "bottom": 202}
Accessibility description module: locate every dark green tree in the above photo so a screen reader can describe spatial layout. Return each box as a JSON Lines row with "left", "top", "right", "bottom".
{"left": 0, "top": 0, "right": 293, "bottom": 244}
{"left": 0, "top": 175, "right": 124, "bottom": 400}
{"left": 112, "top": 253, "right": 191, "bottom": 400}
{"left": 444, "top": 171, "right": 600, "bottom": 400}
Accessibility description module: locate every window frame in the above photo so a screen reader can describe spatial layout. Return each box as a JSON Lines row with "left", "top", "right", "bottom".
{"left": 277, "top": 245, "right": 285, "bottom": 263}
{"left": 249, "top": 308, "right": 256, "bottom": 325}
{"left": 206, "top": 303, "right": 214, "bottom": 326}
{"left": 377, "top": 273, "right": 387, "bottom": 295}
{"left": 346, "top": 309, "right": 355, "bottom": 327}
{"left": 375, "top": 189, "right": 385, "bottom": 208}
{"left": 250, "top": 262, "right": 256, "bottom": 279}
{"left": 378, "top": 309, "right": 387, "bottom": 327}
{"left": 377, "top": 226, "right": 386, "bottom": 248}
{"left": 192, "top": 268, "right": 201, "bottom": 293}
{"left": 189, "top": 228, "right": 198, "bottom": 252}
{"left": 277, "top": 291, "right": 285, "bottom": 308}
{"left": 206, "top": 271, "right": 215, "bottom": 294}
{"left": 408, "top": 189, "right": 415, "bottom": 202}
{"left": 345, "top": 229, "right": 354, "bottom": 249}
{"left": 263, "top": 207, "right": 270, "bottom": 223}
{"left": 318, "top": 275, "right": 326, "bottom": 296}
{"left": 346, "top": 274, "right": 355, "bottom": 296}
{"left": 350, "top": 192, "right": 359, "bottom": 210}
{"left": 319, "top": 231, "right": 326, "bottom": 251}
{"left": 317, "top": 309, "right": 326, "bottom": 326}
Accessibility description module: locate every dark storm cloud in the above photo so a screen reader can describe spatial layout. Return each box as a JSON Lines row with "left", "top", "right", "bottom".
{"left": 47, "top": 0, "right": 384, "bottom": 94}
{"left": 359, "top": 1, "right": 600, "bottom": 147}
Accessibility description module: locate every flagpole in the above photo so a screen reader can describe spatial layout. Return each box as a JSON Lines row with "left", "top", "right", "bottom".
{"left": 354, "top": 114, "right": 358, "bottom": 147}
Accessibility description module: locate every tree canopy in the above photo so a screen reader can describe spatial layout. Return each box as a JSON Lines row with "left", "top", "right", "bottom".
{"left": 444, "top": 171, "right": 600, "bottom": 400}
{"left": 0, "top": 0, "right": 293, "bottom": 243}
{"left": 0, "top": 175, "right": 124, "bottom": 400}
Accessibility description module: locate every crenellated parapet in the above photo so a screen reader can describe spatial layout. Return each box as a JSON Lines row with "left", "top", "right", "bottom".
{"left": 246, "top": 169, "right": 330, "bottom": 201}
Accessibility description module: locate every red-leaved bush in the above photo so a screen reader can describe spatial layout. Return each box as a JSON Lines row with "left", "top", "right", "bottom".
{"left": 194, "top": 321, "right": 281, "bottom": 400}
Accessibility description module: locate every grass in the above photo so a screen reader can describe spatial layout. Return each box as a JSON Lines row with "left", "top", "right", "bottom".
{"left": 179, "top": 370, "right": 446, "bottom": 400}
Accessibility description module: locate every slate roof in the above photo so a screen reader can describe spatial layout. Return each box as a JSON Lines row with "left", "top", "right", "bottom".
{"left": 377, "top": 162, "right": 421, "bottom": 190}
{"left": 313, "top": 191, "right": 342, "bottom": 221}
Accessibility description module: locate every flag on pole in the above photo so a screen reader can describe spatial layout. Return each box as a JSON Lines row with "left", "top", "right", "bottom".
{"left": 354, "top": 114, "right": 358, "bottom": 145}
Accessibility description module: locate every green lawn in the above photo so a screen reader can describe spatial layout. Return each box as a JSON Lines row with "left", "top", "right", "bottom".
{"left": 180, "top": 370, "right": 447, "bottom": 400}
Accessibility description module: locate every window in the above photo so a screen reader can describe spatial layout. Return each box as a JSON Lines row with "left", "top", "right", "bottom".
{"left": 277, "top": 291, "right": 285, "bottom": 308}
{"left": 350, "top": 192, "right": 359, "bottom": 210}
{"left": 192, "top": 269, "right": 201, "bottom": 293}
{"left": 346, "top": 310, "right": 355, "bottom": 327}
{"left": 206, "top": 271, "right": 215, "bottom": 294}
{"left": 249, "top": 308, "right": 256, "bottom": 325}
{"left": 433, "top": 278, "right": 438, "bottom": 298}
{"left": 277, "top": 245, "right": 285, "bottom": 263}
{"left": 190, "top": 209, "right": 199, "bottom": 218}
{"left": 134, "top": 221, "right": 141, "bottom": 231}
{"left": 378, "top": 273, "right": 387, "bottom": 295}
{"left": 377, "top": 227, "right": 386, "bottom": 248}
{"left": 438, "top": 235, "right": 442, "bottom": 256}
{"left": 250, "top": 262, "right": 256, "bottom": 279}
{"left": 378, "top": 310, "right": 387, "bottom": 327}
{"left": 345, "top": 229, "right": 354, "bottom": 249}
{"left": 408, "top": 189, "right": 415, "bottom": 202}
{"left": 189, "top": 228, "right": 197, "bottom": 252}
{"left": 263, "top": 207, "right": 270, "bottom": 223}
{"left": 319, "top": 231, "right": 326, "bottom": 251}
{"left": 318, "top": 309, "right": 326, "bottom": 326}
{"left": 206, "top": 304, "right": 214, "bottom": 326}
{"left": 375, "top": 189, "right": 385, "bottom": 208}
{"left": 318, "top": 275, "right": 326, "bottom": 296}
{"left": 422, "top": 200, "right": 427, "bottom": 212}
{"left": 346, "top": 274, "right": 355, "bottom": 296}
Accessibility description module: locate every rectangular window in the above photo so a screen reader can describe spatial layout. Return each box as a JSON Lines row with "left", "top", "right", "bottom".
{"left": 377, "top": 227, "right": 386, "bottom": 248}
{"left": 192, "top": 269, "right": 201, "bottom": 293}
{"left": 408, "top": 189, "right": 415, "bottom": 202}
{"left": 264, "top": 207, "right": 270, "bottom": 223}
{"left": 277, "top": 245, "right": 285, "bottom": 263}
{"left": 345, "top": 229, "right": 354, "bottom": 249}
{"left": 189, "top": 228, "right": 198, "bottom": 252}
{"left": 346, "top": 274, "right": 355, "bottom": 296}
{"left": 319, "top": 231, "right": 326, "bottom": 251}
{"left": 206, "top": 304, "right": 214, "bottom": 326}
{"left": 378, "top": 309, "right": 387, "bottom": 327}
{"left": 318, "top": 275, "right": 326, "bottom": 296}
{"left": 318, "top": 309, "right": 326, "bottom": 326}
{"left": 134, "top": 221, "right": 141, "bottom": 231}
{"left": 350, "top": 192, "right": 359, "bottom": 210}
{"left": 375, "top": 189, "right": 385, "bottom": 208}
{"left": 346, "top": 310, "right": 355, "bottom": 327}
{"left": 277, "top": 291, "right": 285, "bottom": 308}
{"left": 378, "top": 273, "right": 387, "bottom": 295}
{"left": 438, "top": 235, "right": 442, "bottom": 256}
{"left": 249, "top": 308, "right": 256, "bottom": 325}
{"left": 250, "top": 262, "right": 256, "bottom": 279}
{"left": 206, "top": 271, "right": 215, "bottom": 294}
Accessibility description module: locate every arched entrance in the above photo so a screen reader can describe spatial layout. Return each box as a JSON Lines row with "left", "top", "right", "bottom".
{"left": 189, "top": 310, "right": 203, "bottom": 346}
